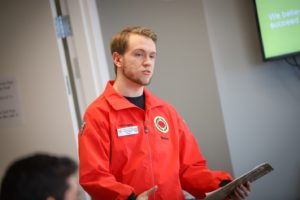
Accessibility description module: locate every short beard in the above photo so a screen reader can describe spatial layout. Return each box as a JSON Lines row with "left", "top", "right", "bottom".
{"left": 122, "top": 66, "right": 152, "bottom": 86}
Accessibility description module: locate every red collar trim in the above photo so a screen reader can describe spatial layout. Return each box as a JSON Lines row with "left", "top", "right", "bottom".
{"left": 104, "top": 80, "right": 164, "bottom": 110}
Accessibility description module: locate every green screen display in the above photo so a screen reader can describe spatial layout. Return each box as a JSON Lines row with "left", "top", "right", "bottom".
{"left": 254, "top": 0, "right": 300, "bottom": 60}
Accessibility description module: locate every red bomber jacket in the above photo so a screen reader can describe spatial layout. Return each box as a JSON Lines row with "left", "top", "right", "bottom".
{"left": 78, "top": 80, "right": 232, "bottom": 200}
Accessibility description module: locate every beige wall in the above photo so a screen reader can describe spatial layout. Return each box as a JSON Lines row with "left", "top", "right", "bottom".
{"left": 203, "top": 0, "right": 300, "bottom": 199}
{"left": 0, "top": 0, "right": 77, "bottom": 179}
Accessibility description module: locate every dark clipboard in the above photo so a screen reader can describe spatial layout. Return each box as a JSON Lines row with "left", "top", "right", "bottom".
{"left": 204, "top": 162, "right": 274, "bottom": 200}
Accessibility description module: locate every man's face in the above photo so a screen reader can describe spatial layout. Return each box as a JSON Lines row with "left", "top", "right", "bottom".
{"left": 115, "top": 34, "right": 156, "bottom": 86}
{"left": 63, "top": 176, "right": 79, "bottom": 200}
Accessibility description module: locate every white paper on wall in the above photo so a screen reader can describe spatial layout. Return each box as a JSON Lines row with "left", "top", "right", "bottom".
{"left": 0, "top": 77, "right": 21, "bottom": 127}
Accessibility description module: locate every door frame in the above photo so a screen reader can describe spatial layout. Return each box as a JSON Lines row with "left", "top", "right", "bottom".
{"left": 49, "top": 0, "right": 110, "bottom": 144}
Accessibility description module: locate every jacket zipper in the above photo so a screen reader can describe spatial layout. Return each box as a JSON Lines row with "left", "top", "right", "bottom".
{"left": 144, "top": 113, "right": 156, "bottom": 200}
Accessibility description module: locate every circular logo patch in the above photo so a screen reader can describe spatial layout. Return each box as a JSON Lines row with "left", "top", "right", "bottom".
{"left": 154, "top": 116, "right": 169, "bottom": 133}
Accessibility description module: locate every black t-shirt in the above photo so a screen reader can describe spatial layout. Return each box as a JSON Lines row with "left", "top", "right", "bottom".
{"left": 125, "top": 93, "right": 145, "bottom": 110}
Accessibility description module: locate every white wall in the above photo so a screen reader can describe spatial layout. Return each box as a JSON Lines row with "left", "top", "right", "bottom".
{"left": 96, "top": 0, "right": 233, "bottom": 172}
{"left": 0, "top": 0, "right": 77, "bottom": 179}
{"left": 203, "top": 0, "right": 300, "bottom": 199}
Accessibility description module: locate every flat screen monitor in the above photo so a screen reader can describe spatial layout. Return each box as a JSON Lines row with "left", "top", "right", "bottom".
{"left": 253, "top": 0, "right": 300, "bottom": 61}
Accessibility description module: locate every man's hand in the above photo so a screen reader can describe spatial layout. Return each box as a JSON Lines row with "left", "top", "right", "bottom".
{"left": 136, "top": 185, "right": 158, "bottom": 200}
{"left": 231, "top": 182, "right": 251, "bottom": 200}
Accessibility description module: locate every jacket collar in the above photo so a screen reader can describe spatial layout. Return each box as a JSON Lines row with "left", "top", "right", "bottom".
{"left": 104, "top": 80, "right": 164, "bottom": 110}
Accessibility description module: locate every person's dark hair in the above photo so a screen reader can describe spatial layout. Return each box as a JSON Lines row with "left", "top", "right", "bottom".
{"left": 0, "top": 153, "right": 77, "bottom": 200}
{"left": 110, "top": 26, "right": 158, "bottom": 75}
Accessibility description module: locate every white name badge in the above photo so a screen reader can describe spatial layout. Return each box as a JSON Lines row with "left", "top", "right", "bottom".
{"left": 117, "top": 126, "right": 139, "bottom": 137}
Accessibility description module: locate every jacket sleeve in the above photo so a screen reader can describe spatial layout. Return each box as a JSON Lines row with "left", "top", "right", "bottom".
{"left": 78, "top": 109, "right": 134, "bottom": 200}
{"left": 177, "top": 114, "right": 232, "bottom": 199}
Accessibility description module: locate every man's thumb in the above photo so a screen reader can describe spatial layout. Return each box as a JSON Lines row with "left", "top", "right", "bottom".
{"left": 145, "top": 185, "right": 158, "bottom": 196}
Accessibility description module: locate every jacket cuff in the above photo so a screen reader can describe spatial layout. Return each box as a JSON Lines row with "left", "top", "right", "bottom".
{"left": 219, "top": 179, "right": 232, "bottom": 187}
{"left": 127, "top": 192, "right": 137, "bottom": 200}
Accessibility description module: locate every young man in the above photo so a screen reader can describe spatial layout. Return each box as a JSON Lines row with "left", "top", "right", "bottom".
{"left": 0, "top": 153, "right": 79, "bottom": 200}
{"left": 78, "top": 26, "right": 250, "bottom": 200}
